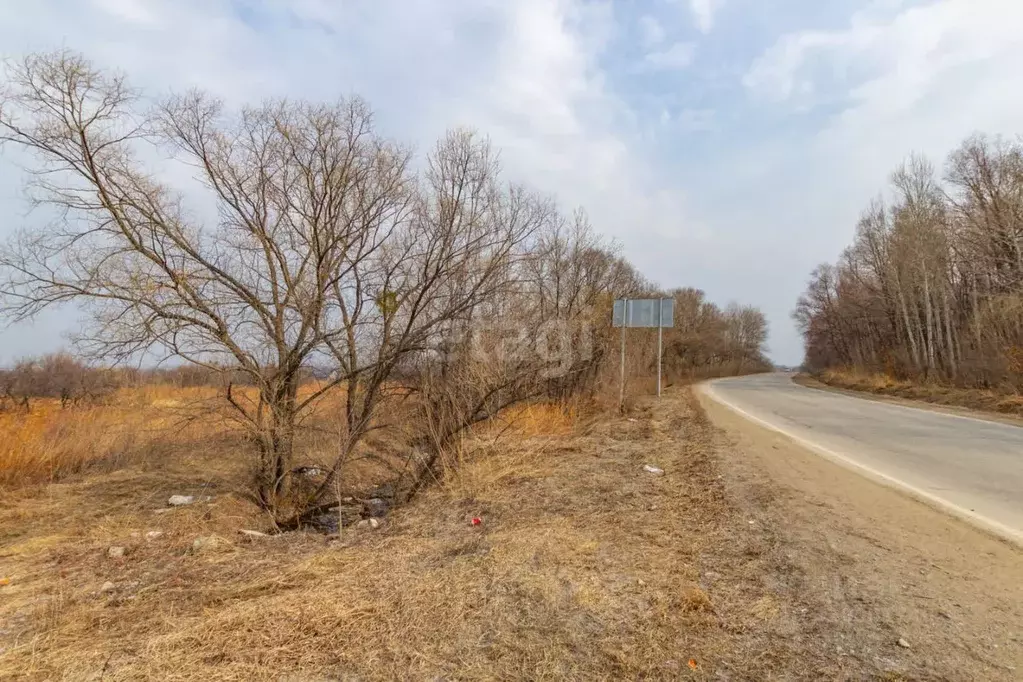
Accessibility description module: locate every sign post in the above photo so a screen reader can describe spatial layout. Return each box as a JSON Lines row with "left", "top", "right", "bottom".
{"left": 613, "top": 298, "right": 675, "bottom": 410}
{"left": 657, "top": 298, "right": 663, "bottom": 397}
{"left": 619, "top": 299, "right": 628, "bottom": 411}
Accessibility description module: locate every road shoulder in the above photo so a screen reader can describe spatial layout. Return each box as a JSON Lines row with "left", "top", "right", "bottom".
{"left": 793, "top": 373, "right": 1023, "bottom": 429}
{"left": 698, "top": 390, "right": 1023, "bottom": 681}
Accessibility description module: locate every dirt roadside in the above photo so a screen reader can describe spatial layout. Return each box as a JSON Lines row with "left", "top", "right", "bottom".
{"left": 698, "top": 390, "right": 1023, "bottom": 681}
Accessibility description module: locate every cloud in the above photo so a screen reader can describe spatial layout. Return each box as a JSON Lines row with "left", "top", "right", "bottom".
{"left": 0, "top": 0, "right": 720, "bottom": 361}
{"left": 676, "top": 108, "right": 718, "bottom": 132}
{"left": 638, "top": 14, "right": 666, "bottom": 47}
{"left": 744, "top": 0, "right": 1023, "bottom": 108}
{"left": 8, "top": 1, "right": 1022, "bottom": 366}
{"left": 689, "top": 0, "right": 724, "bottom": 34}
{"left": 642, "top": 41, "right": 697, "bottom": 70}
{"left": 727, "top": 0, "right": 1023, "bottom": 362}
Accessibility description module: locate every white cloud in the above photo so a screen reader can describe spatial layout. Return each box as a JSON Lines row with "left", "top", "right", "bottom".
{"left": 730, "top": 0, "right": 1023, "bottom": 362}
{"left": 676, "top": 108, "right": 717, "bottom": 132}
{"left": 642, "top": 41, "right": 697, "bottom": 70}
{"left": 0, "top": 0, "right": 715, "bottom": 361}
{"left": 638, "top": 14, "right": 666, "bottom": 47}
{"left": 689, "top": 0, "right": 724, "bottom": 34}
{"left": 744, "top": 0, "right": 1023, "bottom": 107}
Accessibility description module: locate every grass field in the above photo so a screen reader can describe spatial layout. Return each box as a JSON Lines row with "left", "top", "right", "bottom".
{"left": 0, "top": 384, "right": 802, "bottom": 680}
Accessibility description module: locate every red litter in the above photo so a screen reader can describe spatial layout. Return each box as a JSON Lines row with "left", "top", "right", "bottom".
{"left": 470, "top": 517, "right": 483, "bottom": 526}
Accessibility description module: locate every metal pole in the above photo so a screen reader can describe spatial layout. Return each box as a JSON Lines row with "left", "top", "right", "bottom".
{"left": 619, "top": 299, "right": 628, "bottom": 412}
{"left": 657, "top": 299, "right": 663, "bottom": 397}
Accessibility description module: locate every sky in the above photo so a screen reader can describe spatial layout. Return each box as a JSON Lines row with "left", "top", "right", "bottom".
{"left": 2, "top": 0, "right": 1023, "bottom": 365}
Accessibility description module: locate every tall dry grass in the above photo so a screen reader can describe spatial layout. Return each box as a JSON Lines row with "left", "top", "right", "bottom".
{"left": 0, "top": 385, "right": 243, "bottom": 488}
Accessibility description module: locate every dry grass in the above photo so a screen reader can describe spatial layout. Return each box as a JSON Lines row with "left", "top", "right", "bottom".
{"left": 0, "top": 386, "right": 224, "bottom": 487}
{"left": 0, "top": 387, "right": 804, "bottom": 680}
{"left": 813, "top": 368, "right": 1023, "bottom": 417}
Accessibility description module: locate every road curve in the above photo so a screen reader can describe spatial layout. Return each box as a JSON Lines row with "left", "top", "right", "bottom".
{"left": 699, "top": 373, "right": 1023, "bottom": 545}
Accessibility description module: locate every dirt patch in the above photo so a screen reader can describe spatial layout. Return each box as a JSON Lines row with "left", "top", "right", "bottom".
{"left": 700, "top": 392, "right": 1023, "bottom": 681}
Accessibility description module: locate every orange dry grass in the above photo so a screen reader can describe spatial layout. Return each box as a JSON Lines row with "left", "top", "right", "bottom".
{"left": 0, "top": 403, "right": 139, "bottom": 487}
{"left": 0, "top": 386, "right": 242, "bottom": 488}
{"left": 496, "top": 401, "right": 578, "bottom": 437}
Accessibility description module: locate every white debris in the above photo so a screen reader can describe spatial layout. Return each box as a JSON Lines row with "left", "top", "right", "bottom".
{"left": 643, "top": 465, "right": 665, "bottom": 476}
{"left": 238, "top": 529, "right": 268, "bottom": 538}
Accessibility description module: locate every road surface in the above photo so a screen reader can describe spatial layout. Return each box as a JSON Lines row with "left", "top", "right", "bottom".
{"left": 700, "top": 373, "right": 1023, "bottom": 544}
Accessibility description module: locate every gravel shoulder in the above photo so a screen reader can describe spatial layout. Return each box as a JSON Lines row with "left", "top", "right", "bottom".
{"left": 698, "top": 389, "right": 1023, "bottom": 681}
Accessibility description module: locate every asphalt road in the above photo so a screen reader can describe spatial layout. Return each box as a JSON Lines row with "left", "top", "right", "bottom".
{"left": 700, "top": 373, "right": 1023, "bottom": 544}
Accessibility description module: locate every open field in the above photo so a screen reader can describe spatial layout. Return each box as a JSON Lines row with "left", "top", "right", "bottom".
{"left": 4, "top": 383, "right": 1021, "bottom": 679}
{"left": 805, "top": 369, "right": 1023, "bottom": 419}
{"left": 0, "top": 386, "right": 750, "bottom": 680}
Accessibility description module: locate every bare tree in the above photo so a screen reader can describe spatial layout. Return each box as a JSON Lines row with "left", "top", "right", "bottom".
{"left": 796, "top": 134, "right": 1023, "bottom": 392}
{"left": 0, "top": 51, "right": 541, "bottom": 519}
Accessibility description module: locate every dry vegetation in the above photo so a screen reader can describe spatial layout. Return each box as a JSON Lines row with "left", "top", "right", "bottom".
{"left": 802, "top": 367, "right": 1023, "bottom": 418}
{"left": 0, "top": 49, "right": 781, "bottom": 680}
{"left": 1, "top": 387, "right": 801, "bottom": 681}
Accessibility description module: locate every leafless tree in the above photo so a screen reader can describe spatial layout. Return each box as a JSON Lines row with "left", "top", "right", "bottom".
{"left": 796, "top": 133, "right": 1023, "bottom": 391}
{"left": 0, "top": 51, "right": 542, "bottom": 519}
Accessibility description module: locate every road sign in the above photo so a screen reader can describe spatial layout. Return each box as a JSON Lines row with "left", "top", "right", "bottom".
{"left": 613, "top": 298, "right": 674, "bottom": 328}
{"left": 614, "top": 298, "right": 676, "bottom": 408}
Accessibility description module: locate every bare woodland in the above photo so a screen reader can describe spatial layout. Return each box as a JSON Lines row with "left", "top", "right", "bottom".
{"left": 796, "top": 137, "right": 1023, "bottom": 392}
{"left": 0, "top": 51, "right": 768, "bottom": 524}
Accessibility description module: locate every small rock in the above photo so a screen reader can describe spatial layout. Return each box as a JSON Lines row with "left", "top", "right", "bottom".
{"left": 168, "top": 495, "right": 195, "bottom": 507}
{"left": 145, "top": 531, "right": 164, "bottom": 541}
{"left": 191, "top": 536, "right": 228, "bottom": 553}
{"left": 648, "top": 504, "right": 658, "bottom": 511}
{"left": 643, "top": 465, "right": 664, "bottom": 476}
{"left": 238, "top": 529, "right": 268, "bottom": 538}
{"left": 356, "top": 519, "right": 371, "bottom": 530}
{"left": 369, "top": 518, "right": 381, "bottom": 529}
{"left": 100, "top": 581, "right": 117, "bottom": 593}
{"left": 293, "top": 466, "right": 323, "bottom": 478}
{"left": 107, "top": 546, "right": 126, "bottom": 559}
{"left": 897, "top": 638, "right": 911, "bottom": 649}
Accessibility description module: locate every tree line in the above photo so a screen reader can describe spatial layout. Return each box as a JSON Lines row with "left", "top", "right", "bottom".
{"left": 795, "top": 134, "right": 1023, "bottom": 391}
{"left": 0, "top": 51, "right": 769, "bottom": 523}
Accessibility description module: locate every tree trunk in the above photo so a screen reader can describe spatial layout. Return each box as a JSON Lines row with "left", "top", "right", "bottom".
{"left": 921, "top": 263, "right": 936, "bottom": 376}
{"left": 942, "top": 287, "right": 958, "bottom": 379}
{"left": 896, "top": 273, "right": 922, "bottom": 371}
{"left": 255, "top": 373, "right": 299, "bottom": 514}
